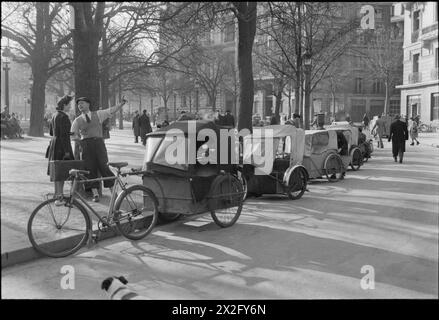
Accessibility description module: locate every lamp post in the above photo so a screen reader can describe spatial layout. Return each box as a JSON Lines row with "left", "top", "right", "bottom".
{"left": 2, "top": 46, "right": 12, "bottom": 116}
{"left": 303, "top": 50, "right": 312, "bottom": 130}
{"left": 28, "top": 75, "right": 33, "bottom": 121}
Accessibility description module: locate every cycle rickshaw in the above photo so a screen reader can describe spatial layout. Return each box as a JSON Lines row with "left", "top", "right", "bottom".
{"left": 141, "top": 120, "right": 244, "bottom": 227}
{"left": 327, "top": 123, "right": 364, "bottom": 171}
{"left": 239, "top": 125, "right": 308, "bottom": 200}
{"left": 302, "top": 129, "right": 347, "bottom": 182}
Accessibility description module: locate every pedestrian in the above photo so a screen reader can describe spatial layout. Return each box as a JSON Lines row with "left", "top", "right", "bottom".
{"left": 362, "top": 113, "right": 370, "bottom": 129}
{"left": 222, "top": 109, "right": 235, "bottom": 127}
{"left": 139, "top": 110, "right": 152, "bottom": 146}
{"left": 46, "top": 95, "right": 75, "bottom": 205}
{"left": 410, "top": 115, "right": 420, "bottom": 145}
{"left": 71, "top": 96, "right": 127, "bottom": 202}
{"left": 9, "top": 113, "right": 23, "bottom": 138}
{"left": 132, "top": 110, "right": 140, "bottom": 143}
{"left": 358, "top": 126, "right": 371, "bottom": 160}
{"left": 371, "top": 114, "right": 387, "bottom": 148}
{"left": 388, "top": 114, "right": 409, "bottom": 163}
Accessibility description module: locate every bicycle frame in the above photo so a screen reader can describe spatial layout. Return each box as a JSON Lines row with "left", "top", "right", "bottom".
{"left": 67, "top": 173, "right": 127, "bottom": 227}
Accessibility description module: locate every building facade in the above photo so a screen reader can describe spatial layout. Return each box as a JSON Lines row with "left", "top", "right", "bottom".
{"left": 395, "top": 1, "right": 439, "bottom": 124}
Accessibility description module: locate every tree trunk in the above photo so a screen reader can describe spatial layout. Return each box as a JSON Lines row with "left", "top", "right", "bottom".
{"left": 384, "top": 81, "right": 390, "bottom": 115}
{"left": 72, "top": 2, "right": 102, "bottom": 114}
{"left": 304, "top": 68, "right": 311, "bottom": 130}
{"left": 274, "top": 90, "right": 282, "bottom": 124}
{"left": 236, "top": 2, "right": 257, "bottom": 132}
{"left": 100, "top": 32, "right": 109, "bottom": 110}
{"left": 28, "top": 72, "right": 47, "bottom": 137}
{"left": 28, "top": 2, "right": 49, "bottom": 137}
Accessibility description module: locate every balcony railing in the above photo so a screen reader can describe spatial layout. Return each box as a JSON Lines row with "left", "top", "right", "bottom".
{"left": 408, "top": 72, "right": 422, "bottom": 84}
{"left": 422, "top": 23, "right": 438, "bottom": 35}
{"left": 431, "top": 68, "right": 439, "bottom": 81}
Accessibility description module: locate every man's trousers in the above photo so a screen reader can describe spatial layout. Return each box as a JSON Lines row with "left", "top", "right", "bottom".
{"left": 80, "top": 137, "right": 115, "bottom": 191}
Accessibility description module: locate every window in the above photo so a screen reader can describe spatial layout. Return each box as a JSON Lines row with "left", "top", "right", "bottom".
{"left": 412, "top": 53, "right": 419, "bottom": 73}
{"left": 389, "top": 100, "right": 401, "bottom": 116}
{"left": 375, "top": 8, "right": 383, "bottom": 19}
{"left": 391, "top": 5, "right": 395, "bottom": 17}
{"left": 432, "top": 93, "right": 439, "bottom": 121}
{"left": 435, "top": 47, "right": 438, "bottom": 68}
{"left": 413, "top": 10, "right": 420, "bottom": 31}
{"left": 224, "top": 22, "right": 235, "bottom": 42}
{"left": 407, "top": 95, "right": 421, "bottom": 118}
{"left": 435, "top": 3, "right": 438, "bottom": 22}
{"left": 372, "top": 79, "right": 384, "bottom": 94}
{"left": 354, "top": 78, "right": 363, "bottom": 94}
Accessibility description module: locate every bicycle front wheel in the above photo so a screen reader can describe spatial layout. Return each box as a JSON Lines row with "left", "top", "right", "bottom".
{"left": 27, "top": 197, "right": 91, "bottom": 258}
{"left": 113, "top": 185, "right": 159, "bottom": 240}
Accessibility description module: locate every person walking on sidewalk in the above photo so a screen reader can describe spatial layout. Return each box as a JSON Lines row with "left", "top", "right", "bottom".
{"left": 362, "top": 113, "right": 370, "bottom": 130}
{"left": 132, "top": 110, "right": 140, "bottom": 143}
{"left": 46, "top": 95, "right": 75, "bottom": 205}
{"left": 388, "top": 114, "right": 408, "bottom": 163}
{"left": 139, "top": 110, "right": 152, "bottom": 146}
{"left": 372, "top": 115, "right": 387, "bottom": 148}
{"left": 71, "top": 96, "right": 128, "bottom": 202}
{"left": 410, "top": 115, "right": 420, "bottom": 146}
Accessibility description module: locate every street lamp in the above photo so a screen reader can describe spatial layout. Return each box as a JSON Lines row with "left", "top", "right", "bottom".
{"left": 303, "top": 50, "right": 312, "bottom": 129}
{"left": 28, "top": 75, "right": 33, "bottom": 121}
{"left": 2, "top": 46, "right": 12, "bottom": 115}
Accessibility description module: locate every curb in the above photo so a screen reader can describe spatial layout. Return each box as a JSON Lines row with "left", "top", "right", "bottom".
{"left": 1, "top": 226, "right": 122, "bottom": 269}
{"left": 1, "top": 215, "right": 181, "bottom": 269}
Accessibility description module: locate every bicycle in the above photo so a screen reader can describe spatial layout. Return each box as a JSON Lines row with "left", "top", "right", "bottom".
{"left": 27, "top": 162, "right": 158, "bottom": 258}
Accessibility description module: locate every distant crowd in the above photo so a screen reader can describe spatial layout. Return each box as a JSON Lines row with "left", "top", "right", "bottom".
{"left": 1, "top": 108, "right": 24, "bottom": 139}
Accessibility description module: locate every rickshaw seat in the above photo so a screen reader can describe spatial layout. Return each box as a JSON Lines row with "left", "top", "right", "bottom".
{"left": 273, "top": 158, "right": 290, "bottom": 173}
{"left": 108, "top": 162, "right": 129, "bottom": 169}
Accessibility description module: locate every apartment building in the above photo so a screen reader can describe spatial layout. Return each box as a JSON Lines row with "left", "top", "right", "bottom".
{"left": 152, "top": 2, "right": 403, "bottom": 123}
{"left": 395, "top": 1, "right": 439, "bottom": 124}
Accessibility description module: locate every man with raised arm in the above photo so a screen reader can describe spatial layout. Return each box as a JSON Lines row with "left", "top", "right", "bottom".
{"left": 71, "top": 96, "right": 127, "bottom": 202}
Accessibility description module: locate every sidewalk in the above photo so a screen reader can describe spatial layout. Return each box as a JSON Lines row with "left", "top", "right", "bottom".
{"left": 1, "top": 128, "right": 438, "bottom": 268}
{"left": 417, "top": 132, "right": 439, "bottom": 148}
{"left": 1, "top": 130, "right": 146, "bottom": 267}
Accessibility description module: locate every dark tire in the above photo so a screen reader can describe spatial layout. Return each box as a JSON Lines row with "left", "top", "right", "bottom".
{"left": 287, "top": 168, "right": 307, "bottom": 200}
{"left": 350, "top": 147, "right": 363, "bottom": 171}
{"left": 209, "top": 174, "right": 243, "bottom": 228}
{"left": 27, "top": 197, "right": 91, "bottom": 258}
{"left": 324, "top": 153, "right": 344, "bottom": 182}
{"left": 158, "top": 212, "right": 181, "bottom": 223}
{"left": 113, "top": 185, "right": 158, "bottom": 240}
{"left": 236, "top": 171, "right": 248, "bottom": 201}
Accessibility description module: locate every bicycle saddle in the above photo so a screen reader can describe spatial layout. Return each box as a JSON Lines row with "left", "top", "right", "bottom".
{"left": 108, "top": 162, "right": 129, "bottom": 169}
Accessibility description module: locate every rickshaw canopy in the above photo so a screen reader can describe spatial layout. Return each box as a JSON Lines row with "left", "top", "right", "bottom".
{"left": 304, "top": 130, "right": 338, "bottom": 157}
{"left": 143, "top": 120, "right": 236, "bottom": 173}
{"left": 242, "top": 125, "right": 305, "bottom": 173}
{"left": 327, "top": 125, "right": 359, "bottom": 148}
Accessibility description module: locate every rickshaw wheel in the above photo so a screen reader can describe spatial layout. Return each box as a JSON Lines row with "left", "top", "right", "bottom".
{"left": 236, "top": 171, "right": 248, "bottom": 201}
{"left": 369, "top": 141, "right": 374, "bottom": 154}
{"left": 287, "top": 168, "right": 307, "bottom": 200}
{"left": 324, "top": 153, "right": 344, "bottom": 182}
{"left": 209, "top": 174, "right": 243, "bottom": 228}
{"left": 158, "top": 212, "right": 181, "bottom": 223}
{"left": 350, "top": 147, "right": 363, "bottom": 171}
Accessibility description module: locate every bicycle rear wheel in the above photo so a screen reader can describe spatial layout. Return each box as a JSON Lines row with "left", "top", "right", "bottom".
{"left": 113, "top": 185, "right": 158, "bottom": 240}
{"left": 27, "top": 197, "right": 91, "bottom": 258}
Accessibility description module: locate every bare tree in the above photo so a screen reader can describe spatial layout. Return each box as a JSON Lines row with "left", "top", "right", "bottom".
{"left": 2, "top": 2, "right": 72, "bottom": 136}
{"left": 264, "top": 2, "right": 358, "bottom": 129}
{"left": 354, "top": 27, "right": 403, "bottom": 115}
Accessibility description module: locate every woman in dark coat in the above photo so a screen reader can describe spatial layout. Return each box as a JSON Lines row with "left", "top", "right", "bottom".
{"left": 46, "top": 95, "right": 74, "bottom": 201}
{"left": 388, "top": 114, "right": 409, "bottom": 163}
